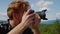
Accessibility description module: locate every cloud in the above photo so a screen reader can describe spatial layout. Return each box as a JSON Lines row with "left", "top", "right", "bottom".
{"left": 37, "top": 0, "right": 53, "bottom": 11}
{"left": 0, "top": 12, "right": 8, "bottom": 20}
{"left": 39, "top": 7, "right": 50, "bottom": 11}
{"left": 31, "top": 4, "right": 34, "bottom": 8}
{"left": 31, "top": 0, "right": 53, "bottom": 11}
{"left": 36, "top": 0, "right": 53, "bottom": 7}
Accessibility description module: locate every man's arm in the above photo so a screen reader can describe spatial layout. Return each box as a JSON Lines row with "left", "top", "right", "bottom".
{"left": 7, "top": 22, "right": 26, "bottom": 34}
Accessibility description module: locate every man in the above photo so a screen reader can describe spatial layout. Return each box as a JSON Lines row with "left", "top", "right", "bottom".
{"left": 0, "top": 1, "right": 41, "bottom": 34}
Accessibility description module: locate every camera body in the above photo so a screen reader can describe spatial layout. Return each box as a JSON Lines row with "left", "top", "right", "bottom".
{"left": 30, "top": 9, "right": 48, "bottom": 20}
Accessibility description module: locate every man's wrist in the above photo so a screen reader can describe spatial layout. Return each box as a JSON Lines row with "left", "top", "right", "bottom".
{"left": 32, "top": 26, "right": 39, "bottom": 31}
{"left": 32, "top": 28, "right": 40, "bottom": 34}
{"left": 32, "top": 26, "right": 40, "bottom": 34}
{"left": 32, "top": 25, "right": 39, "bottom": 29}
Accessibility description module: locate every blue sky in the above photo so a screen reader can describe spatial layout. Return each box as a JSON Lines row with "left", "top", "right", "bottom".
{"left": 0, "top": 0, "right": 60, "bottom": 21}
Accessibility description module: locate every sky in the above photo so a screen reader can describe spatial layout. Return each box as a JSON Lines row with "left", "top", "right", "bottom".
{"left": 0, "top": 0, "right": 60, "bottom": 21}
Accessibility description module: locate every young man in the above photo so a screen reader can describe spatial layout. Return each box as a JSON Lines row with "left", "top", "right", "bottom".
{"left": 0, "top": 1, "right": 41, "bottom": 34}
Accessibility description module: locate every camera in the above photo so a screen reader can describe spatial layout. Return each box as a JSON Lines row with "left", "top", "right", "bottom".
{"left": 30, "top": 9, "right": 48, "bottom": 20}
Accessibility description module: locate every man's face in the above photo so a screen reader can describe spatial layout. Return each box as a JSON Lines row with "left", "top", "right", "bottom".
{"left": 12, "top": 7, "right": 28, "bottom": 25}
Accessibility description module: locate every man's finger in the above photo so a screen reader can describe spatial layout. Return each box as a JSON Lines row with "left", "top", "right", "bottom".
{"left": 25, "top": 9, "right": 32, "bottom": 15}
{"left": 36, "top": 14, "right": 40, "bottom": 19}
{"left": 27, "top": 13, "right": 35, "bottom": 18}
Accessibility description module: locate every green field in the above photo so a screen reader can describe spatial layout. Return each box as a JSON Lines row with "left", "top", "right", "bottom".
{"left": 39, "top": 20, "right": 60, "bottom": 34}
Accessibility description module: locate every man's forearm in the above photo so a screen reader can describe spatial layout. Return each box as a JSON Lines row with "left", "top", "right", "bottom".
{"left": 7, "top": 22, "right": 26, "bottom": 34}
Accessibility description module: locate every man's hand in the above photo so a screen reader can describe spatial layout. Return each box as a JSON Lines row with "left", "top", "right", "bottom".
{"left": 32, "top": 14, "right": 41, "bottom": 29}
{"left": 32, "top": 14, "right": 41, "bottom": 34}
{"left": 21, "top": 9, "right": 35, "bottom": 29}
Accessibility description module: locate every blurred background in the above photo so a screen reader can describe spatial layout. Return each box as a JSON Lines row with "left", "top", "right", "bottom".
{"left": 0, "top": 0, "right": 60, "bottom": 34}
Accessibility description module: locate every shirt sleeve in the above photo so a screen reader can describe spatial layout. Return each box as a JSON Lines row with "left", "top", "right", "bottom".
{"left": 0, "top": 23, "right": 8, "bottom": 34}
{"left": 0, "top": 24, "right": 4, "bottom": 34}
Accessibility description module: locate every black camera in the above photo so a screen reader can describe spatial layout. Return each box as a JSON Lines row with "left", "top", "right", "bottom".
{"left": 30, "top": 9, "right": 48, "bottom": 20}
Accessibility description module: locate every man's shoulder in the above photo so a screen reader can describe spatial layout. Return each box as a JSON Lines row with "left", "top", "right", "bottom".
{"left": 0, "top": 19, "right": 9, "bottom": 29}
{"left": 0, "top": 22, "right": 12, "bottom": 34}
{"left": 0, "top": 23, "right": 8, "bottom": 28}
{"left": 0, "top": 23, "right": 9, "bottom": 34}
